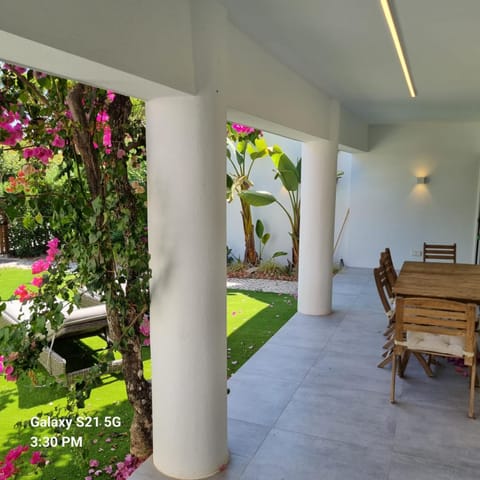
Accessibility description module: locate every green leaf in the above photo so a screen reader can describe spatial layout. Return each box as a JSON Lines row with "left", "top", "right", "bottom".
{"left": 271, "top": 152, "right": 299, "bottom": 191}
{"left": 235, "top": 150, "right": 245, "bottom": 167}
{"left": 34, "top": 212, "right": 43, "bottom": 224}
{"left": 296, "top": 158, "right": 302, "bottom": 180}
{"left": 255, "top": 219, "right": 264, "bottom": 239}
{"left": 261, "top": 233, "right": 271, "bottom": 245}
{"left": 272, "top": 251, "right": 288, "bottom": 258}
{"left": 236, "top": 140, "right": 246, "bottom": 154}
{"left": 239, "top": 191, "right": 276, "bottom": 206}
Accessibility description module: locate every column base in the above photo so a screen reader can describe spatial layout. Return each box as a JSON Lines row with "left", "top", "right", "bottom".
{"left": 129, "top": 456, "right": 230, "bottom": 480}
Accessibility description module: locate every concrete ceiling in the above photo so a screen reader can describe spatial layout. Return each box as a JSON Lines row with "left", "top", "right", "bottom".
{"left": 223, "top": 0, "right": 480, "bottom": 124}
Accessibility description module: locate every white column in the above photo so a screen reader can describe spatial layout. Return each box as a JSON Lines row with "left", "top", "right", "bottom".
{"left": 297, "top": 100, "right": 340, "bottom": 315}
{"left": 146, "top": 1, "right": 228, "bottom": 478}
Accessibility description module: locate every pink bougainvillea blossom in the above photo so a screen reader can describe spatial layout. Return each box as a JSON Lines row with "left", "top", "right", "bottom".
{"left": 31, "top": 259, "right": 51, "bottom": 275}
{"left": 52, "top": 135, "right": 65, "bottom": 148}
{"left": 106, "top": 90, "right": 116, "bottom": 102}
{"left": 231, "top": 123, "right": 255, "bottom": 134}
{"left": 96, "top": 111, "right": 109, "bottom": 123}
{"left": 139, "top": 316, "right": 150, "bottom": 346}
{"left": 31, "top": 276, "right": 44, "bottom": 288}
{"left": 46, "top": 237, "right": 60, "bottom": 262}
{"left": 3, "top": 63, "right": 27, "bottom": 75}
{"left": 5, "top": 445, "right": 28, "bottom": 463}
{"left": 23, "top": 146, "right": 54, "bottom": 165}
{"left": 14, "top": 284, "right": 34, "bottom": 303}
{"left": 0, "top": 109, "right": 23, "bottom": 147}
{"left": 103, "top": 125, "right": 112, "bottom": 150}
{"left": 29, "top": 451, "right": 45, "bottom": 465}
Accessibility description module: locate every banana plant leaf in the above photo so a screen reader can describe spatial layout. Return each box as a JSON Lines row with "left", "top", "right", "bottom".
{"left": 239, "top": 191, "right": 276, "bottom": 206}
{"left": 270, "top": 150, "right": 299, "bottom": 191}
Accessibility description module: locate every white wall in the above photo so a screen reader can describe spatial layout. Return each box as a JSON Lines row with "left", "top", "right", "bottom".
{"left": 227, "top": 131, "right": 302, "bottom": 264}
{"left": 333, "top": 151, "right": 352, "bottom": 265}
{"left": 338, "top": 122, "right": 480, "bottom": 268}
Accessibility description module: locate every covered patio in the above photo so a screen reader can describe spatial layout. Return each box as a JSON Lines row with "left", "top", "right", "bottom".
{"left": 134, "top": 266, "right": 480, "bottom": 479}
{"left": 1, "top": 0, "right": 480, "bottom": 478}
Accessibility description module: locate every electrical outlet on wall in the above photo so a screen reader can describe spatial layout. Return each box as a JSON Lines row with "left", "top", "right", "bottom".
{"left": 411, "top": 249, "right": 422, "bottom": 257}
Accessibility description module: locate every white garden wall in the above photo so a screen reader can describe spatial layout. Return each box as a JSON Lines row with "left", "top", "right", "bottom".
{"left": 336, "top": 122, "right": 480, "bottom": 268}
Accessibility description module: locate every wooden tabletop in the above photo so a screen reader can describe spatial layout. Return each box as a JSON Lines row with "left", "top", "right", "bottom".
{"left": 393, "top": 261, "right": 480, "bottom": 303}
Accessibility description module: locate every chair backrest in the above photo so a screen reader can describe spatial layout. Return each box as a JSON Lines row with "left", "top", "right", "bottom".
{"left": 395, "top": 296, "right": 476, "bottom": 364}
{"left": 423, "top": 242, "right": 456, "bottom": 263}
{"left": 373, "top": 265, "right": 394, "bottom": 317}
{"left": 380, "top": 248, "right": 398, "bottom": 285}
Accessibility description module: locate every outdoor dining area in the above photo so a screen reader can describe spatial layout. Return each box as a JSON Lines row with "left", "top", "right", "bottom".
{"left": 210, "top": 245, "right": 480, "bottom": 479}
{"left": 374, "top": 243, "right": 478, "bottom": 419}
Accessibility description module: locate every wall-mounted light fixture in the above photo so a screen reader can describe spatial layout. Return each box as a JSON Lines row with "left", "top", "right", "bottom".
{"left": 416, "top": 176, "right": 429, "bottom": 184}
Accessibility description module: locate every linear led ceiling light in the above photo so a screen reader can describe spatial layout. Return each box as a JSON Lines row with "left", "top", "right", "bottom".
{"left": 380, "top": 0, "right": 416, "bottom": 98}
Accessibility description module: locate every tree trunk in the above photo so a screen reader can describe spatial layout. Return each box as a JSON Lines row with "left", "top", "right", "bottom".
{"left": 240, "top": 197, "right": 258, "bottom": 265}
{"left": 106, "top": 305, "right": 152, "bottom": 458}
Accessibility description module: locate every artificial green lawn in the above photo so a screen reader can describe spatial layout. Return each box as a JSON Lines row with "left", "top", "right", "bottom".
{"left": 0, "top": 267, "right": 34, "bottom": 300}
{"left": 0, "top": 268, "right": 297, "bottom": 478}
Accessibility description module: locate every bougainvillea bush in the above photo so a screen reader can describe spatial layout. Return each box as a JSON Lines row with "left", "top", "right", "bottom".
{"left": 0, "top": 62, "right": 152, "bottom": 459}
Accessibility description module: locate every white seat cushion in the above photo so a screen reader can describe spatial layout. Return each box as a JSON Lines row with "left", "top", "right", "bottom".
{"left": 1, "top": 299, "right": 107, "bottom": 339}
{"left": 406, "top": 331, "right": 465, "bottom": 357}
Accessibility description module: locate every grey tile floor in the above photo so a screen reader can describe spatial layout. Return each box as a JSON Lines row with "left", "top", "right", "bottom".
{"left": 134, "top": 267, "right": 480, "bottom": 479}
{"left": 222, "top": 267, "right": 480, "bottom": 480}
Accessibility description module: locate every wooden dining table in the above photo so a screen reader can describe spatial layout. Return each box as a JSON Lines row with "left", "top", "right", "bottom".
{"left": 393, "top": 261, "right": 480, "bottom": 303}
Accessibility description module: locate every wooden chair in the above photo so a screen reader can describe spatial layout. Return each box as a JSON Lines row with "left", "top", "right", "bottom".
{"left": 374, "top": 263, "right": 434, "bottom": 375}
{"left": 423, "top": 242, "right": 456, "bottom": 263}
{"left": 379, "top": 248, "right": 397, "bottom": 299}
{"left": 390, "top": 296, "right": 478, "bottom": 418}
{"left": 373, "top": 265, "right": 396, "bottom": 368}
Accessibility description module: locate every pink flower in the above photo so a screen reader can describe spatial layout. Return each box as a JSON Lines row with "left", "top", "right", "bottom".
{"left": 0, "top": 356, "right": 4, "bottom": 374}
{"left": 107, "top": 90, "right": 116, "bottom": 102}
{"left": 52, "top": 135, "right": 65, "bottom": 148}
{"left": 89, "top": 459, "right": 99, "bottom": 468}
{"left": 0, "top": 109, "right": 23, "bottom": 147}
{"left": 14, "top": 284, "right": 34, "bottom": 302}
{"left": 103, "top": 125, "right": 112, "bottom": 148}
{"left": 117, "top": 149, "right": 126, "bottom": 159}
{"left": 96, "top": 111, "right": 109, "bottom": 123}
{"left": 29, "top": 451, "right": 45, "bottom": 465}
{"left": 5, "top": 445, "right": 28, "bottom": 462}
{"left": 23, "top": 146, "right": 54, "bottom": 165}
{"left": 47, "top": 238, "right": 60, "bottom": 250}
{"left": 31, "top": 276, "right": 44, "bottom": 288}
{"left": 1, "top": 460, "right": 15, "bottom": 478}
{"left": 4, "top": 365, "right": 16, "bottom": 381}
{"left": 231, "top": 123, "right": 255, "bottom": 134}
{"left": 139, "top": 316, "right": 150, "bottom": 337}
{"left": 31, "top": 259, "right": 50, "bottom": 275}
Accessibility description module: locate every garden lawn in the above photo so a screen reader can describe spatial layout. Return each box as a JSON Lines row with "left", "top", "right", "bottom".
{"left": 0, "top": 273, "right": 297, "bottom": 478}
{"left": 0, "top": 267, "right": 33, "bottom": 300}
{"left": 227, "top": 289, "right": 297, "bottom": 376}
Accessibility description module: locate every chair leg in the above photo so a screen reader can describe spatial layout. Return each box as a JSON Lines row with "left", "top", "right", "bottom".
{"left": 378, "top": 352, "right": 393, "bottom": 369}
{"left": 468, "top": 361, "right": 477, "bottom": 419}
{"left": 390, "top": 354, "right": 397, "bottom": 403}
{"left": 412, "top": 352, "right": 434, "bottom": 377}
{"left": 399, "top": 351, "right": 410, "bottom": 377}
